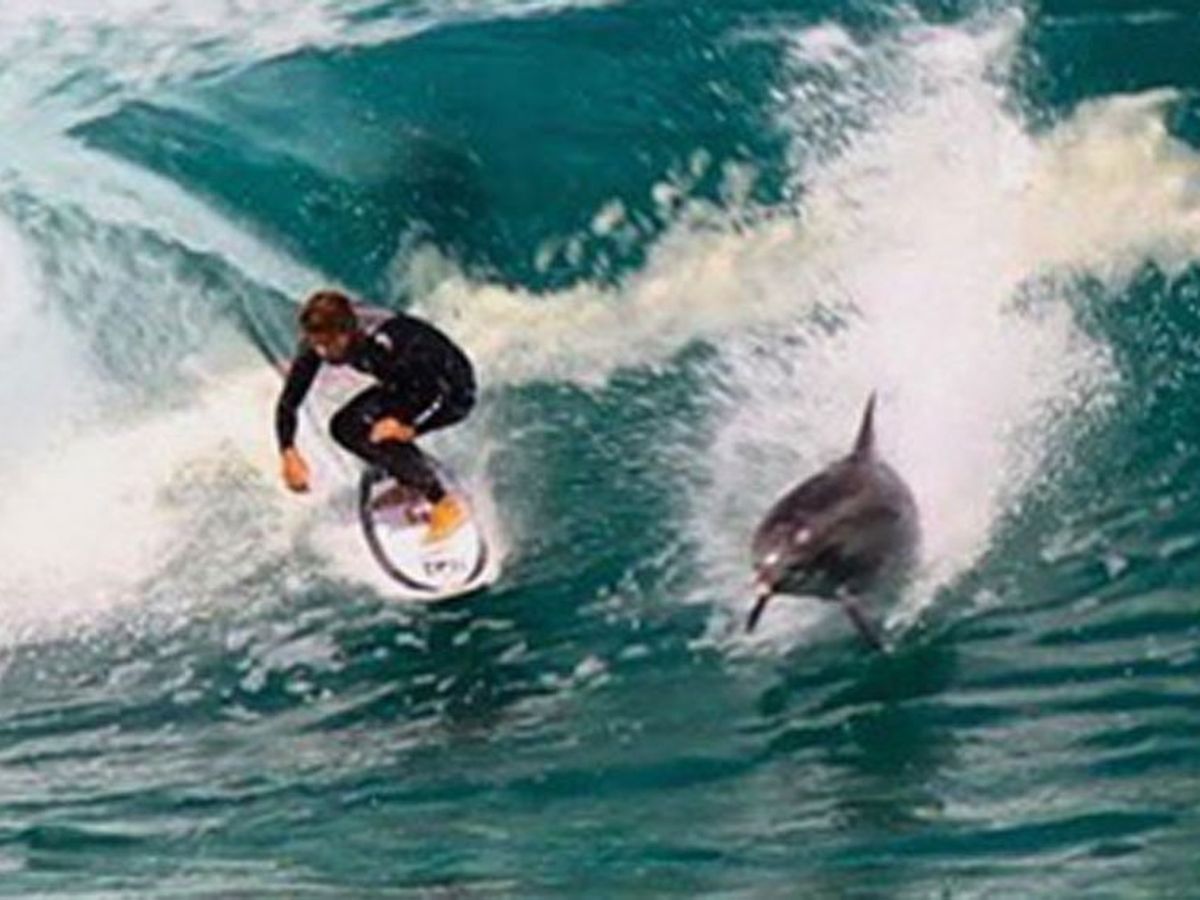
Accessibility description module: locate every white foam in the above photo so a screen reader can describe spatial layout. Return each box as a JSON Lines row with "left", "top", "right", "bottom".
{"left": 412, "top": 208, "right": 825, "bottom": 387}
{"left": 0, "top": 215, "right": 97, "bottom": 470}
{"left": 1019, "top": 88, "right": 1200, "bottom": 279}
{"left": 678, "top": 13, "right": 1200, "bottom": 645}
{"left": 0, "top": 349, "right": 298, "bottom": 641}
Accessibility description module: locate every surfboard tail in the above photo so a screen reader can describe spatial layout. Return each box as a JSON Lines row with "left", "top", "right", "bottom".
{"left": 358, "top": 465, "right": 493, "bottom": 600}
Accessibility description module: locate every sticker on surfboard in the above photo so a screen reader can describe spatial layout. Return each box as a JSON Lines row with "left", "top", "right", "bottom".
{"left": 357, "top": 464, "right": 493, "bottom": 601}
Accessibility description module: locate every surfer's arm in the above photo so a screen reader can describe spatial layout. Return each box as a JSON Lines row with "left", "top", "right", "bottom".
{"left": 275, "top": 347, "right": 321, "bottom": 450}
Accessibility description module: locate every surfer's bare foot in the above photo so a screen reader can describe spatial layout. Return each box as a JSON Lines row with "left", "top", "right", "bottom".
{"left": 424, "top": 494, "right": 467, "bottom": 543}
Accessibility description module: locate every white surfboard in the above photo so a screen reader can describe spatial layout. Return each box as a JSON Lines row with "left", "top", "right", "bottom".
{"left": 357, "top": 463, "right": 493, "bottom": 601}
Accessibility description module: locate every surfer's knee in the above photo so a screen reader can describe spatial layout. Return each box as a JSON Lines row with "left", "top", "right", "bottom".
{"left": 422, "top": 388, "right": 475, "bottom": 435}
{"left": 329, "top": 405, "right": 367, "bottom": 450}
{"left": 452, "top": 389, "right": 476, "bottom": 423}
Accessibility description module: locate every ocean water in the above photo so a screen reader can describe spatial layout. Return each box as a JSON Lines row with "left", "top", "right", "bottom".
{"left": 0, "top": 0, "right": 1199, "bottom": 894}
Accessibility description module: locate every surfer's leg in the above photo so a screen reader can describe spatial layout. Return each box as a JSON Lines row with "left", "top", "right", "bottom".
{"left": 414, "top": 386, "right": 475, "bottom": 436}
{"left": 409, "top": 382, "right": 474, "bottom": 541}
{"left": 403, "top": 385, "right": 473, "bottom": 539}
{"left": 330, "top": 388, "right": 446, "bottom": 502}
{"left": 329, "top": 387, "right": 385, "bottom": 461}
{"left": 377, "top": 441, "right": 445, "bottom": 503}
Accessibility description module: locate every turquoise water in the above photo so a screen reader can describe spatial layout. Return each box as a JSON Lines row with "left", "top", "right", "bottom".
{"left": 1, "top": 0, "right": 1199, "bottom": 894}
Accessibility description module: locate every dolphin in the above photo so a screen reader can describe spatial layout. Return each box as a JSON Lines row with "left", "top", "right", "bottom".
{"left": 746, "top": 393, "right": 919, "bottom": 647}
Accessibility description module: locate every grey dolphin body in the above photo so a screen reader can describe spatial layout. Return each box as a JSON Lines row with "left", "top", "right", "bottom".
{"left": 746, "top": 394, "right": 919, "bottom": 647}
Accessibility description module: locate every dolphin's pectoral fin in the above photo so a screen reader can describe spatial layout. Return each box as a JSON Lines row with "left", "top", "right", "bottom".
{"left": 837, "top": 594, "right": 885, "bottom": 651}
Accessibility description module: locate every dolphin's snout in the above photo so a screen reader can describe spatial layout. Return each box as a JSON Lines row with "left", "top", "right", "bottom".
{"left": 747, "top": 546, "right": 790, "bottom": 632}
{"left": 752, "top": 576, "right": 772, "bottom": 602}
{"left": 753, "top": 550, "right": 783, "bottom": 589}
{"left": 745, "top": 575, "right": 775, "bottom": 633}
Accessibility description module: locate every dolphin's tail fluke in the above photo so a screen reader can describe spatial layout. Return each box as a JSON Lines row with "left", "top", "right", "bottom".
{"left": 852, "top": 392, "right": 877, "bottom": 458}
{"left": 746, "top": 590, "right": 773, "bottom": 632}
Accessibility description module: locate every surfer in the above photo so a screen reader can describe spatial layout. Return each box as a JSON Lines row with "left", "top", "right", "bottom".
{"left": 275, "top": 289, "right": 477, "bottom": 542}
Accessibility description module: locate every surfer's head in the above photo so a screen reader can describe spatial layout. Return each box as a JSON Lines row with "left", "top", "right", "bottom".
{"left": 300, "top": 290, "right": 358, "bottom": 362}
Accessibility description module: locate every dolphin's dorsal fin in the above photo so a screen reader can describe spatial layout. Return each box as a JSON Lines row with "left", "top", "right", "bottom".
{"left": 852, "top": 392, "right": 877, "bottom": 458}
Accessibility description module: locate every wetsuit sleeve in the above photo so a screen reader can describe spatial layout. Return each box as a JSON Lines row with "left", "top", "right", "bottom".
{"left": 374, "top": 316, "right": 425, "bottom": 392}
{"left": 375, "top": 316, "right": 416, "bottom": 357}
{"left": 275, "top": 347, "right": 321, "bottom": 450}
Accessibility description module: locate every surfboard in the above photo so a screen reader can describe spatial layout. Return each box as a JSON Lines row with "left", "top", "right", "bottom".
{"left": 357, "top": 463, "right": 493, "bottom": 602}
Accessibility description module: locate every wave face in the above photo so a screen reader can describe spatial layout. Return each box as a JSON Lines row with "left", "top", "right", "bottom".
{"left": 1, "top": 0, "right": 1199, "bottom": 893}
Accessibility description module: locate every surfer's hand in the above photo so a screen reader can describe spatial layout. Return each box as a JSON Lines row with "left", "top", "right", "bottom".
{"left": 281, "top": 448, "right": 310, "bottom": 492}
{"left": 370, "top": 417, "right": 415, "bottom": 443}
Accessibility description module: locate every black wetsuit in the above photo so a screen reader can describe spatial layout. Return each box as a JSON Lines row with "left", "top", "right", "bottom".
{"left": 275, "top": 313, "right": 476, "bottom": 502}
